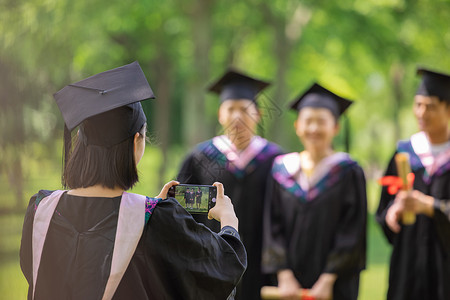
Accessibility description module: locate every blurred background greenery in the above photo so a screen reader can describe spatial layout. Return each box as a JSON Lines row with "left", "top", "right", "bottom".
{"left": 1, "top": 0, "right": 450, "bottom": 298}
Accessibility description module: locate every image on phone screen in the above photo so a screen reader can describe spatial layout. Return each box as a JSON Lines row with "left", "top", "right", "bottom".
{"left": 168, "top": 184, "right": 216, "bottom": 214}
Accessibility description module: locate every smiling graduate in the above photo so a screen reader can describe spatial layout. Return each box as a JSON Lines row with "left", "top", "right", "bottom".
{"left": 262, "top": 83, "right": 367, "bottom": 300}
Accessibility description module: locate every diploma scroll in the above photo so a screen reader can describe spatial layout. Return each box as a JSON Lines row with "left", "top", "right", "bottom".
{"left": 260, "top": 286, "right": 315, "bottom": 300}
{"left": 394, "top": 152, "right": 416, "bottom": 225}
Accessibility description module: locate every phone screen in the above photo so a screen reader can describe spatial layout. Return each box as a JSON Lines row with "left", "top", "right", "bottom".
{"left": 168, "top": 184, "right": 217, "bottom": 214}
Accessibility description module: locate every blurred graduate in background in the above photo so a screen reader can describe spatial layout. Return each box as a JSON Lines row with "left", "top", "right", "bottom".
{"left": 262, "top": 83, "right": 367, "bottom": 300}
{"left": 177, "top": 69, "right": 284, "bottom": 300}
{"left": 376, "top": 68, "right": 450, "bottom": 300}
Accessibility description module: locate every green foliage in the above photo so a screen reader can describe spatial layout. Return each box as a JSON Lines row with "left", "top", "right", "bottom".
{"left": 2, "top": 0, "right": 449, "bottom": 164}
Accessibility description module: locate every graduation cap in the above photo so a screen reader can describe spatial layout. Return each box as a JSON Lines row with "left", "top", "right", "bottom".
{"left": 54, "top": 61, "right": 155, "bottom": 163}
{"left": 416, "top": 67, "right": 450, "bottom": 102}
{"left": 289, "top": 83, "right": 354, "bottom": 152}
{"left": 289, "top": 83, "right": 353, "bottom": 119}
{"left": 208, "top": 69, "right": 270, "bottom": 103}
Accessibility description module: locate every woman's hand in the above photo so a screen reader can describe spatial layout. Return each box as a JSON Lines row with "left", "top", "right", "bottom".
{"left": 309, "top": 273, "right": 336, "bottom": 300}
{"left": 156, "top": 180, "right": 179, "bottom": 199}
{"left": 208, "top": 182, "right": 239, "bottom": 230}
{"left": 277, "top": 269, "right": 302, "bottom": 300}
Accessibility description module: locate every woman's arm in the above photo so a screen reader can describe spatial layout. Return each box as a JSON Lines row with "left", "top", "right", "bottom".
{"left": 144, "top": 194, "right": 246, "bottom": 299}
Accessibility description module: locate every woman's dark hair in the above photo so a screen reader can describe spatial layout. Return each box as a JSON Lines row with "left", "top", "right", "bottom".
{"left": 63, "top": 124, "right": 146, "bottom": 190}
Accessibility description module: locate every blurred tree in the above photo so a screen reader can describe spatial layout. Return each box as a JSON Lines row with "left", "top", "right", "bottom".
{"left": 1, "top": 0, "right": 450, "bottom": 208}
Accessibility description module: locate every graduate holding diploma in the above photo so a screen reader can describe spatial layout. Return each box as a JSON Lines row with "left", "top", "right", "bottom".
{"left": 376, "top": 67, "right": 450, "bottom": 300}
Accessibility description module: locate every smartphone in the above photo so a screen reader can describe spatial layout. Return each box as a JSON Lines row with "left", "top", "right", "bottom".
{"left": 168, "top": 184, "right": 217, "bottom": 214}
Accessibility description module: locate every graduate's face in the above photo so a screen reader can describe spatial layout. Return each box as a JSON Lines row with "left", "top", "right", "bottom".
{"left": 295, "top": 107, "right": 339, "bottom": 151}
{"left": 413, "top": 95, "right": 450, "bottom": 135}
{"left": 218, "top": 99, "right": 260, "bottom": 147}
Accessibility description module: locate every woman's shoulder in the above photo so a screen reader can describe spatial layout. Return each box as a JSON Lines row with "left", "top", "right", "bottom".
{"left": 29, "top": 189, "right": 58, "bottom": 206}
{"left": 34, "top": 189, "right": 56, "bottom": 198}
{"left": 121, "top": 195, "right": 187, "bottom": 225}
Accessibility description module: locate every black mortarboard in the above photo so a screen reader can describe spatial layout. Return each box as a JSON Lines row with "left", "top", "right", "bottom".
{"left": 207, "top": 69, "right": 270, "bottom": 102}
{"left": 416, "top": 67, "right": 450, "bottom": 102}
{"left": 54, "top": 61, "right": 154, "bottom": 165}
{"left": 289, "top": 83, "right": 353, "bottom": 119}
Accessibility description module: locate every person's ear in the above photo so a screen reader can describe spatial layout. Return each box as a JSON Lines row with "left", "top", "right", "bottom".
{"left": 133, "top": 132, "right": 140, "bottom": 152}
{"left": 217, "top": 108, "right": 222, "bottom": 123}
{"left": 218, "top": 106, "right": 226, "bottom": 126}
{"left": 294, "top": 119, "right": 300, "bottom": 132}
{"left": 293, "top": 119, "right": 301, "bottom": 137}
{"left": 446, "top": 102, "right": 450, "bottom": 117}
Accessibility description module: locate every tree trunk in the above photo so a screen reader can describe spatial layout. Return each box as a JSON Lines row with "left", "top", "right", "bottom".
{"left": 0, "top": 59, "right": 26, "bottom": 208}
{"left": 152, "top": 57, "right": 173, "bottom": 189}
{"left": 183, "top": 0, "right": 213, "bottom": 147}
{"left": 260, "top": 2, "right": 312, "bottom": 146}
{"left": 269, "top": 25, "right": 290, "bottom": 145}
{"left": 390, "top": 63, "right": 405, "bottom": 142}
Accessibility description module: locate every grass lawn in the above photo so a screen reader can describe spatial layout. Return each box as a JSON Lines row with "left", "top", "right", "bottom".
{"left": 0, "top": 145, "right": 392, "bottom": 299}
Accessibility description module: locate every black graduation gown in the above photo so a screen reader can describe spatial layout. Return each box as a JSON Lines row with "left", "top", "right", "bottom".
{"left": 177, "top": 137, "right": 283, "bottom": 300}
{"left": 20, "top": 191, "right": 247, "bottom": 300}
{"left": 262, "top": 153, "right": 367, "bottom": 300}
{"left": 376, "top": 138, "right": 450, "bottom": 300}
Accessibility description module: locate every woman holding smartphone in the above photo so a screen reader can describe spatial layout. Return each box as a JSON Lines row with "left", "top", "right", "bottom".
{"left": 20, "top": 62, "right": 246, "bottom": 300}
{"left": 262, "top": 83, "right": 367, "bottom": 300}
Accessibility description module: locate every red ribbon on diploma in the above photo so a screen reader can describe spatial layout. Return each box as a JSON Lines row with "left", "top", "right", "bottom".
{"left": 301, "top": 289, "right": 315, "bottom": 300}
{"left": 378, "top": 173, "right": 415, "bottom": 195}
{"left": 260, "top": 286, "right": 316, "bottom": 300}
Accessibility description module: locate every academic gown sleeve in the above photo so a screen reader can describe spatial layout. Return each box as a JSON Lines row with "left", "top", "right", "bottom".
{"left": 261, "top": 174, "right": 288, "bottom": 274}
{"left": 19, "top": 194, "right": 36, "bottom": 299}
{"left": 433, "top": 198, "right": 450, "bottom": 253}
{"left": 20, "top": 190, "right": 53, "bottom": 300}
{"left": 434, "top": 200, "right": 450, "bottom": 222}
{"left": 323, "top": 166, "right": 367, "bottom": 276}
{"left": 376, "top": 154, "right": 398, "bottom": 244}
{"left": 142, "top": 197, "right": 247, "bottom": 300}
